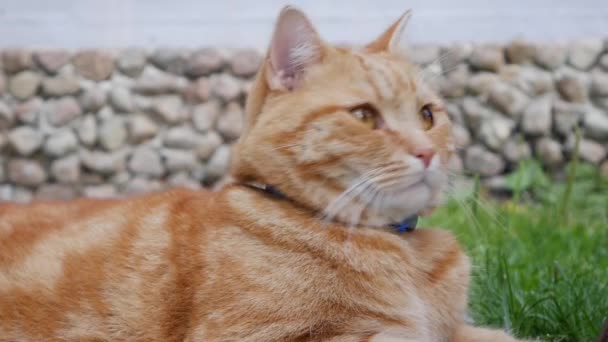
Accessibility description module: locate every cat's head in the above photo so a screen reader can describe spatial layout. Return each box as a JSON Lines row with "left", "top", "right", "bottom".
{"left": 232, "top": 6, "right": 454, "bottom": 227}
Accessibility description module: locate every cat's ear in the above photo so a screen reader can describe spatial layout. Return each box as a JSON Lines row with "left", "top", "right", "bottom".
{"left": 266, "top": 6, "right": 324, "bottom": 91}
{"left": 366, "top": 10, "right": 412, "bottom": 53}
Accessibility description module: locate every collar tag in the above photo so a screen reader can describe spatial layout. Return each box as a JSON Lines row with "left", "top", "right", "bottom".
{"left": 390, "top": 215, "right": 419, "bottom": 233}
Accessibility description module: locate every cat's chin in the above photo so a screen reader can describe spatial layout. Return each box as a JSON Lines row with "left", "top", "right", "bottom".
{"left": 361, "top": 181, "right": 438, "bottom": 228}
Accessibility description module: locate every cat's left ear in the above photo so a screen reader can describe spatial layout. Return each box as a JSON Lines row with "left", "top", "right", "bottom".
{"left": 366, "top": 10, "right": 412, "bottom": 53}
{"left": 265, "top": 6, "right": 325, "bottom": 91}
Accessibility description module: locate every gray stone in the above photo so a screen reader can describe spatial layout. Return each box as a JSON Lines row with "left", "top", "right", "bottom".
{"left": 533, "top": 44, "right": 567, "bottom": 70}
{"left": 597, "top": 97, "right": 608, "bottom": 112}
{"left": 0, "top": 73, "right": 5, "bottom": 95}
{"left": 133, "top": 95, "right": 154, "bottom": 112}
{"left": 192, "top": 100, "right": 220, "bottom": 132}
{"left": 150, "top": 48, "right": 187, "bottom": 75}
{"left": 501, "top": 65, "right": 554, "bottom": 96}
{"left": 0, "top": 156, "right": 5, "bottom": 182}
{"left": 483, "top": 176, "right": 511, "bottom": 193}
{"left": 0, "top": 101, "right": 15, "bottom": 129}
{"left": 44, "top": 129, "right": 78, "bottom": 157}
{"left": 439, "top": 43, "right": 473, "bottom": 72}
{"left": 502, "top": 138, "right": 532, "bottom": 163}
{"left": 195, "top": 131, "right": 223, "bottom": 160}
{"left": 80, "top": 149, "right": 127, "bottom": 174}
{"left": 161, "top": 149, "right": 198, "bottom": 172}
{"left": 129, "top": 147, "right": 164, "bottom": 177}
{"left": 109, "top": 86, "right": 134, "bottom": 112}
{"left": 9, "top": 71, "right": 41, "bottom": 100}
{"left": 0, "top": 185, "right": 12, "bottom": 202}
{"left": 590, "top": 70, "right": 608, "bottom": 96}
{"left": 134, "top": 65, "right": 187, "bottom": 94}
{"left": 447, "top": 154, "right": 464, "bottom": 174}
{"left": 152, "top": 95, "right": 186, "bottom": 123}
{"left": 164, "top": 126, "right": 201, "bottom": 149}
{"left": 35, "top": 184, "right": 77, "bottom": 201}
{"left": 462, "top": 97, "right": 494, "bottom": 131}
{"left": 12, "top": 187, "right": 34, "bottom": 203}
{"left": 82, "top": 184, "right": 117, "bottom": 199}
{"left": 167, "top": 172, "right": 200, "bottom": 190}
{"left": 128, "top": 114, "right": 159, "bottom": 142}
{"left": 217, "top": 102, "right": 243, "bottom": 141}
{"left": 13, "top": 99, "right": 40, "bottom": 125}
{"left": 2, "top": 50, "right": 33, "bottom": 73}
{"left": 99, "top": 117, "right": 127, "bottom": 151}
{"left": 123, "top": 177, "right": 164, "bottom": 195}
{"left": 8, "top": 126, "right": 43, "bottom": 156}
{"left": 469, "top": 46, "right": 505, "bottom": 72}
{"left": 439, "top": 65, "right": 468, "bottom": 98}
{"left": 0, "top": 133, "right": 6, "bottom": 152}
{"left": 553, "top": 100, "right": 586, "bottom": 136}
{"left": 34, "top": 50, "right": 71, "bottom": 74}
{"left": 576, "top": 139, "right": 607, "bottom": 164}
{"left": 96, "top": 106, "right": 115, "bottom": 121}
{"left": 73, "top": 50, "right": 115, "bottom": 81}
{"left": 117, "top": 48, "right": 147, "bottom": 77}
{"left": 8, "top": 159, "right": 47, "bottom": 186}
{"left": 230, "top": 49, "right": 262, "bottom": 77}
{"left": 600, "top": 54, "right": 608, "bottom": 71}
{"left": 48, "top": 97, "right": 82, "bottom": 126}
{"left": 206, "top": 145, "right": 231, "bottom": 181}
{"left": 110, "top": 171, "right": 131, "bottom": 188}
{"left": 51, "top": 154, "right": 80, "bottom": 183}
{"left": 183, "top": 77, "right": 211, "bottom": 103}
{"left": 568, "top": 40, "right": 604, "bottom": 70}
{"left": 521, "top": 95, "right": 553, "bottom": 136}
{"left": 583, "top": 106, "right": 608, "bottom": 140}
{"left": 467, "top": 72, "right": 500, "bottom": 96}
{"left": 479, "top": 115, "right": 515, "bottom": 150}
{"left": 76, "top": 115, "right": 97, "bottom": 146}
{"left": 464, "top": 144, "right": 505, "bottom": 176}
{"left": 446, "top": 103, "right": 464, "bottom": 125}
{"left": 535, "top": 138, "right": 563, "bottom": 167}
{"left": 186, "top": 48, "right": 224, "bottom": 77}
{"left": 505, "top": 40, "right": 536, "bottom": 64}
{"left": 210, "top": 73, "right": 241, "bottom": 102}
{"left": 488, "top": 82, "right": 528, "bottom": 117}
{"left": 80, "top": 172, "right": 105, "bottom": 185}
{"left": 41, "top": 74, "right": 80, "bottom": 96}
{"left": 556, "top": 68, "right": 589, "bottom": 103}
{"left": 79, "top": 86, "right": 107, "bottom": 112}
{"left": 408, "top": 45, "right": 440, "bottom": 66}
{"left": 451, "top": 124, "right": 471, "bottom": 149}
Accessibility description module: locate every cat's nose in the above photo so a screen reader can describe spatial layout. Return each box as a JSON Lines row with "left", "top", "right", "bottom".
{"left": 413, "top": 147, "right": 435, "bottom": 168}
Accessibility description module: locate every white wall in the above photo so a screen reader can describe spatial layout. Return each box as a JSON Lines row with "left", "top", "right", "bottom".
{"left": 0, "top": 0, "right": 607, "bottom": 48}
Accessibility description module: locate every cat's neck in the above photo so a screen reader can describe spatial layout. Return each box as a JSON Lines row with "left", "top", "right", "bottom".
{"left": 237, "top": 181, "right": 417, "bottom": 231}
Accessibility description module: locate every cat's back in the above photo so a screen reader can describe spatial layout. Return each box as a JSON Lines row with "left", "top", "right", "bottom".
{"left": 0, "top": 188, "right": 214, "bottom": 341}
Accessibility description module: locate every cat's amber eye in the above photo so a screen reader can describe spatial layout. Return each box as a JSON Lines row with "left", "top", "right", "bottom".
{"left": 420, "top": 104, "right": 434, "bottom": 130}
{"left": 349, "top": 104, "right": 379, "bottom": 129}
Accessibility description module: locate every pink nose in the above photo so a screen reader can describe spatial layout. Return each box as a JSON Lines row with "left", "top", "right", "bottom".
{"left": 414, "top": 148, "right": 435, "bottom": 168}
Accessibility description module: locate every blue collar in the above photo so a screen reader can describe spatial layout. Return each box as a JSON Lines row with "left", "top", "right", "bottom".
{"left": 257, "top": 184, "right": 418, "bottom": 233}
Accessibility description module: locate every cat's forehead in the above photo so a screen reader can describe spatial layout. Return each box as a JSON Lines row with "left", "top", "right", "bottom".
{"left": 338, "top": 49, "right": 435, "bottom": 107}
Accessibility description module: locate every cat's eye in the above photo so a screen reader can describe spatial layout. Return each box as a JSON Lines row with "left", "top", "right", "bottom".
{"left": 420, "top": 104, "right": 434, "bottom": 130}
{"left": 349, "top": 104, "right": 379, "bottom": 129}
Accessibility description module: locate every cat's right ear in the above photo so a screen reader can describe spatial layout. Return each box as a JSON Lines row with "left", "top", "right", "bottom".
{"left": 265, "top": 6, "right": 324, "bottom": 91}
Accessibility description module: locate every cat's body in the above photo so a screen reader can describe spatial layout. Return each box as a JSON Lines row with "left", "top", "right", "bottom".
{"left": 1, "top": 186, "right": 507, "bottom": 342}
{"left": 0, "top": 6, "right": 528, "bottom": 342}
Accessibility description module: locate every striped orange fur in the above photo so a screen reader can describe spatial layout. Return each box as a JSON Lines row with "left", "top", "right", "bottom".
{"left": 0, "top": 6, "right": 530, "bottom": 342}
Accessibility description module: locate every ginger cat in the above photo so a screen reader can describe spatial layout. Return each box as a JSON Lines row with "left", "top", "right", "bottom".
{"left": 0, "top": 6, "right": 530, "bottom": 342}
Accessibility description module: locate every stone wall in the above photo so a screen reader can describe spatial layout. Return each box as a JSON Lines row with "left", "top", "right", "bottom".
{"left": 0, "top": 40, "right": 607, "bottom": 202}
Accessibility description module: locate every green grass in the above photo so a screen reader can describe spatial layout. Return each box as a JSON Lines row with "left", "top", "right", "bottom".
{"left": 422, "top": 159, "right": 608, "bottom": 342}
